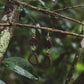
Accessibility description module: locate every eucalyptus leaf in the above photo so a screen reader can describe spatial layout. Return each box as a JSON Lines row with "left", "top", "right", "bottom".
{"left": 2, "top": 57, "right": 39, "bottom": 80}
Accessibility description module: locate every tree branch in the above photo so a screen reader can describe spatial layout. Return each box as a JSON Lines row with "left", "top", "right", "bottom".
{"left": 65, "top": 24, "right": 84, "bottom": 84}
{"left": 53, "top": 5, "right": 84, "bottom": 12}
{"left": 0, "top": 0, "right": 22, "bottom": 65}
{"left": 0, "top": 22, "right": 84, "bottom": 37}
{"left": 73, "top": 71, "right": 84, "bottom": 84}
{"left": 12, "top": 0, "right": 84, "bottom": 25}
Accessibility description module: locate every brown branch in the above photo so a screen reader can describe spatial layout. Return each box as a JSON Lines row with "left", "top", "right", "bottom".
{"left": 65, "top": 48, "right": 82, "bottom": 84}
{"left": 53, "top": 5, "right": 84, "bottom": 12}
{"left": 12, "top": 0, "right": 84, "bottom": 25}
{"left": 0, "top": 23, "right": 9, "bottom": 26}
{"left": 65, "top": 25, "right": 84, "bottom": 84}
{"left": 73, "top": 71, "right": 84, "bottom": 84}
{"left": 0, "top": 22, "right": 84, "bottom": 37}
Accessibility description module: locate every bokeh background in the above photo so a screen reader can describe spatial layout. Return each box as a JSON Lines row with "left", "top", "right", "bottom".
{"left": 0, "top": 0, "right": 84, "bottom": 84}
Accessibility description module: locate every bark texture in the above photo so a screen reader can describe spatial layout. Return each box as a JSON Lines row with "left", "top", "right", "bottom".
{"left": 0, "top": 0, "right": 21, "bottom": 64}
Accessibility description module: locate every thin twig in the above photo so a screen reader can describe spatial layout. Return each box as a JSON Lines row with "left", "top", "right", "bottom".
{"left": 65, "top": 24, "right": 84, "bottom": 84}
{"left": 12, "top": 0, "right": 84, "bottom": 25}
{"left": 53, "top": 5, "right": 84, "bottom": 12}
{"left": 0, "top": 23, "right": 9, "bottom": 26}
{"left": 0, "top": 22, "right": 84, "bottom": 37}
{"left": 0, "top": 23, "right": 10, "bottom": 32}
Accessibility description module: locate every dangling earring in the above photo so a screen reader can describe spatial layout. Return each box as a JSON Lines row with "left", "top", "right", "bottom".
{"left": 42, "top": 31, "right": 52, "bottom": 68}
{"left": 28, "top": 29, "right": 39, "bottom": 65}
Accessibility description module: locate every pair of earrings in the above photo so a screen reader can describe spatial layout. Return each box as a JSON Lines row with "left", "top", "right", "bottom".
{"left": 28, "top": 29, "right": 52, "bottom": 68}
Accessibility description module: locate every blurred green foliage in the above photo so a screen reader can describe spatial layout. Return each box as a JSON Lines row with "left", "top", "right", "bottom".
{"left": 0, "top": 0, "right": 84, "bottom": 84}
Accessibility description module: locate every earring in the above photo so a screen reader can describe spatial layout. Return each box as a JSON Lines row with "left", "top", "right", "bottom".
{"left": 28, "top": 29, "right": 39, "bottom": 65}
{"left": 42, "top": 32, "right": 52, "bottom": 68}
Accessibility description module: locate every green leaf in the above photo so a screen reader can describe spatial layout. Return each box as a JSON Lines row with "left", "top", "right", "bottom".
{"left": 76, "top": 62, "right": 84, "bottom": 72}
{"left": 2, "top": 57, "right": 39, "bottom": 80}
{"left": 0, "top": 80, "right": 5, "bottom": 84}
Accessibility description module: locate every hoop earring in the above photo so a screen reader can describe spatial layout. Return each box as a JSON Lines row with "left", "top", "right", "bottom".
{"left": 28, "top": 29, "right": 39, "bottom": 65}
{"left": 42, "top": 32, "right": 52, "bottom": 68}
